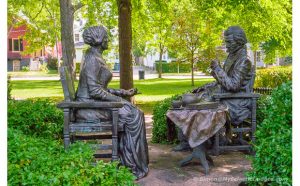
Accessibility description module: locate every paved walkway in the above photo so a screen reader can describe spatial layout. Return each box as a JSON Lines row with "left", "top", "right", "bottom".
{"left": 137, "top": 115, "right": 252, "bottom": 186}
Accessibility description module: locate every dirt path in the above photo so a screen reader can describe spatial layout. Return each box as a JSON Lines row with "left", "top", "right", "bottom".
{"left": 137, "top": 115, "right": 252, "bottom": 186}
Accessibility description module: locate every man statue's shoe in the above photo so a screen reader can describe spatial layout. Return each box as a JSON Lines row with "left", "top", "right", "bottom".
{"left": 172, "top": 143, "right": 192, "bottom": 152}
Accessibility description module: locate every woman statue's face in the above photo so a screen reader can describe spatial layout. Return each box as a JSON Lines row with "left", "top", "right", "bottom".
{"left": 101, "top": 35, "right": 108, "bottom": 50}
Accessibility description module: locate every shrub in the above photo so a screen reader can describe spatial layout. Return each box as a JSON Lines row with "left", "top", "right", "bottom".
{"left": 256, "top": 95, "right": 272, "bottom": 125}
{"left": 8, "top": 75, "right": 12, "bottom": 100}
{"left": 40, "top": 63, "right": 49, "bottom": 73}
{"left": 8, "top": 128, "right": 136, "bottom": 186}
{"left": 8, "top": 99, "right": 63, "bottom": 140}
{"left": 76, "top": 62, "right": 81, "bottom": 74}
{"left": 106, "top": 61, "right": 114, "bottom": 70}
{"left": 155, "top": 61, "right": 191, "bottom": 73}
{"left": 246, "top": 81, "right": 292, "bottom": 185}
{"left": 47, "top": 57, "right": 59, "bottom": 70}
{"left": 21, "top": 66, "right": 30, "bottom": 72}
{"left": 152, "top": 94, "right": 180, "bottom": 144}
{"left": 255, "top": 66, "right": 292, "bottom": 88}
{"left": 196, "top": 60, "right": 210, "bottom": 75}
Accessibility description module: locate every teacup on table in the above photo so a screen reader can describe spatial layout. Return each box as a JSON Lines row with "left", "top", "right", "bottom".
{"left": 172, "top": 100, "right": 182, "bottom": 108}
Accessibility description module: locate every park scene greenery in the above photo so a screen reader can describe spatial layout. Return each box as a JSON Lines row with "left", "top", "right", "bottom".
{"left": 7, "top": 0, "right": 292, "bottom": 185}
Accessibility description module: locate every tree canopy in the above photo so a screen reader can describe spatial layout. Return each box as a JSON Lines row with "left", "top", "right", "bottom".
{"left": 8, "top": 0, "right": 292, "bottom": 84}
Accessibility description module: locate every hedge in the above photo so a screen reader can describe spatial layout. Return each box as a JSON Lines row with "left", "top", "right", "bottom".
{"left": 8, "top": 128, "right": 136, "bottom": 186}
{"left": 8, "top": 99, "right": 64, "bottom": 140}
{"left": 246, "top": 81, "right": 292, "bottom": 185}
{"left": 255, "top": 66, "right": 292, "bottom": 88}
{"left": 47, "top": 57, "right": 59, "bottom": 70}
{"left": 152, "top": 94, "right": 180, "bottom": 144}
{"left": 155, "top": 61, "right": 191, "bottom": 73}
{"left": 8, "top": 99, "right": 136, "bottom": 185}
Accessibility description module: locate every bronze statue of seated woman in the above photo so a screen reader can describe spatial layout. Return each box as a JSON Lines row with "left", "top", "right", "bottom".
{"left": 75, "top": 26, "right": 149, "bottom": 179}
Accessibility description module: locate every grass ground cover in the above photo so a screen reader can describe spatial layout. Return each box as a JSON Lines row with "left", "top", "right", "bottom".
{"left": 8, "top": 70, "right": 59, "bottom": 77}
{"left": 11, "top": 78, "right": 213, "bottom": 114}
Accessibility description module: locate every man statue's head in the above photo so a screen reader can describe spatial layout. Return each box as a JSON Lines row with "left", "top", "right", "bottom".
{"left": 224, "top": 26, "right": 247, "bottom": 54}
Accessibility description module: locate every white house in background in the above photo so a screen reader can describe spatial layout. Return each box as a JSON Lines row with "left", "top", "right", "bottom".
{"left": 143, "top": 51, "right": 171, "bottom": 68}
{"left": 73, "top": 19, "right": 86, "bottom": 63}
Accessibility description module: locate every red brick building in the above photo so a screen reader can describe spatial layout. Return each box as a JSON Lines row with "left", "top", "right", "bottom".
{"left": 7, "top": 24, "right": 62, "bottom": 71}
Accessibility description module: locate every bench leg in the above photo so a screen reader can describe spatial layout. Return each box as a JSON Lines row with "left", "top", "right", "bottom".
{"left": 63, "top": 109, "right": 70, "bottom": 149}
{"left": 213, "top": 132, "right": 220, "bottom": 156}
{"left": 112, "top": 109, "right": 119, "bottom": 161}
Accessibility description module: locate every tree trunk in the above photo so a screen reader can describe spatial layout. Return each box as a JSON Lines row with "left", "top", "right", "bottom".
{"left": 59, "top": 0, "right": 76, "bottom": 79}
{"left": 253, "top": 50, "right": 257, "bottom": 69}
{"left": 158, "top": 45, "right": 163, "bottom": 78}
{"left": 118, "top": 0, "right": 133, "bottom": 92}
{"left": 191, "top": 52, "right": 194, "bottom": 86}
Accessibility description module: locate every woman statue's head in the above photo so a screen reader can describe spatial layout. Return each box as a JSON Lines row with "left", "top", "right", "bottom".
{"left": 82, "top": 26, "right": 108, "bottom": 50}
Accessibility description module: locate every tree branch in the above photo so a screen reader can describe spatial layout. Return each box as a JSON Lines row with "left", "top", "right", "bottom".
{"left": 72, "top": 2, "right": 84, "bottom": 12}
{"left": 31, "top": 2, "right": 45, "bottom": 21}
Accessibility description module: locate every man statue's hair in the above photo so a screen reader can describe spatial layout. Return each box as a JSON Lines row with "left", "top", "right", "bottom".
{"left": 224, "top": 26, "right": 247, "bottom": 46}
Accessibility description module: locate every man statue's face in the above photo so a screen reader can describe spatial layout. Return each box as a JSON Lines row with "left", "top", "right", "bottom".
{"left": 224, "top": 34, "right": 240, "bottom": 53}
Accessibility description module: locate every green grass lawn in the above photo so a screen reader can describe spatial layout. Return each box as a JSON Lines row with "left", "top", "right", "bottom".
{"left": 8, "top": 70, "right": 59, "bottom": 77}
{"left": 11, "top": 78, "right": 213, "bottom": 114}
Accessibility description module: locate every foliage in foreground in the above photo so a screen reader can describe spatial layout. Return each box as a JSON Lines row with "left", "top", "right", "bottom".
{"left": 246, "top": 81, "right": 292, "bottom": 185}
{"left": 254, "top": 66, "right": 292, "bottom": 88}
{"left": 8, "top": 128, "right": 136, "bottom": 186}
{"left": 8, "top": 99, "right": 63, "bottom": 140}
{"left": 152, "top": 94, "right": 180, "bottom": 144}
{"left": 8, "top": 75, "right": 12, "bottom": 100}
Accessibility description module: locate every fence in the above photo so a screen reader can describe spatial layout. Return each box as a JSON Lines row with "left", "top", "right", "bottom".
{"left": 253, "top": 87, "right": 273, "bottom": 95}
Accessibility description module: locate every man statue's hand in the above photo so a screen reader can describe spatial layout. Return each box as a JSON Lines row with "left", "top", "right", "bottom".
{"left": 210, "top": 59, "right": 219, "bottom": 70}
{"left": 125, "top": 88, "right": 138, "bottom": 96}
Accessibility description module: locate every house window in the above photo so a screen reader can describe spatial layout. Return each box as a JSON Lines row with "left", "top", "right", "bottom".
{"left": 9, "top": 38, "right": 23, "bottom": 52}
{"left": 75, "top": 34, "right": 80, "bottom": 42}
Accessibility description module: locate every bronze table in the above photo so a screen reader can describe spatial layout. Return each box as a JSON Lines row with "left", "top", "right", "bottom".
{"left": 166, "top": 105, "right": 228, "bottom": 174}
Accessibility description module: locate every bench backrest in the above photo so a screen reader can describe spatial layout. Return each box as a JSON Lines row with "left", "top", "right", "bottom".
{"left": 60, "top": 66, "right": 76, "bottom": 101}
{"left": 249, "top": 65, "right": 256, "bottom": 92}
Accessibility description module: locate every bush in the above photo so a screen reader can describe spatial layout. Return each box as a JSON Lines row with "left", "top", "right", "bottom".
{"left": 40, "top": 63, "right": 49, "bottom": 73}
{"left": 246, "top": 81, "right": 292, "bottom": 185}
{"left": 255, "top": 66, "right": 292, "bottom": 88}
{"left": 8, "top": 75, "right": 12, "bottom": 100}
{"left": 152, "top": 94, "right": 180, "bottom": 144}
{"left": 196, "top": 60, "right": 210, "bottom": 75}
{"left": 256, "top": 95, "right": 272, "bottom": 125}
{"left": 21, "top": 66, "right": 30, "bottom": 72}
{"left": 155, "top": 61, "right": 191, "bottom": 73}
{"left": 8, "top": 99, "right": 63, "bottom": 140}
{"left": 47, "top": 57, "right": 59, "bottom": 70}
{"left": 76, "top": 62, "right": 81, "bottom": 74}
{"left": 8, "top": 128, "right": 136, "bottom": 186}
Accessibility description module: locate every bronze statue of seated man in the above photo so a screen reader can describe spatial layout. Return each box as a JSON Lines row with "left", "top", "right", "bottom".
{"left": 173, "top": 26, "right": 254, "bottom": 152}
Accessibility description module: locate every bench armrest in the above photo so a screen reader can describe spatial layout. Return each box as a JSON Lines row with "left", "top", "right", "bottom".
{"left": 212, "top": 93, "right": 260, "bottom": 99}
{"left": 57, "top": 101, "right": 124, "bottom": 109}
